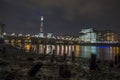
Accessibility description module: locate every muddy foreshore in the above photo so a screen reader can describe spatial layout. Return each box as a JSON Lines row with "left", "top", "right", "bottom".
{"left": 0, "top": 46, "right": 120, "bottom": 80}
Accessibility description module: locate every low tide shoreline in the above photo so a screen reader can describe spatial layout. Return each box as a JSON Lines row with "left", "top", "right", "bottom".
{"left": 1, "top": 49, "right": 120, "bottom": 80}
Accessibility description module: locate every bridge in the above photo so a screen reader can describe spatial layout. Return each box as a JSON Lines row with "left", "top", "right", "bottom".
{"left": 2, "top": 36, "right": 120, "bottom": 54}
{"left": 3, "top": 36, "right": 120, "bottom": 46}
{"left": 4, "top": 36, "right": 78, "bottom": 45}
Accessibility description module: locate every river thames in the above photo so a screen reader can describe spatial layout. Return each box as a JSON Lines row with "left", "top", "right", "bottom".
{"left": 25, "top": 44, "right": 120, "bottom": 61}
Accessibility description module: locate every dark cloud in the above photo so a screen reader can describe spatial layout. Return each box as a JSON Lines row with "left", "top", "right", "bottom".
{"left": 27, "top": 0, "right": 120, "bottom": 19}
{"left": 0, "top": 0, "right": 120, "bottom": 35}
{"left": 27, "top": 0, "right": 103, "bottom": 20}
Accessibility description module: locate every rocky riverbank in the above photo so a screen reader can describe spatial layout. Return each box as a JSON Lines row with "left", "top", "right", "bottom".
{"left": 0, "top": 46, "right": 120, "bottom": 80}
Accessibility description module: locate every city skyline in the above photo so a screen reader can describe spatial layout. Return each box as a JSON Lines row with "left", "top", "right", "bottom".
{"left": 0, "top": 0, "right": 120, "bottom": 36}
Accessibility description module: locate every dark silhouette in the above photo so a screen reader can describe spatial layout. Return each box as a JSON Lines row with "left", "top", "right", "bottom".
{"left": 109, "top": 60, "right": 114, "bottom": 68}
{"left": 72, "top": 51, "right": 75, "bottom": 62}
{"left": 63, "top": 53, "right": 67, "bottom": 61}
{"left": 28, "top": 62, "right": 43, "bottom": 76}
{"left": 115, "top": 54, "right": 118, "bottom": 65}
{"left": 43, "top": 47, "right": 46, "bottom": 55}
{"left": 90, "top": 54, "right": 100, "bottom": 70}
{"left": 2, "top": 46, "right": 6, "bottom": 53}
{"left": 118, "top": 53, "right": 120, "bottom": 64}
{"left": 51, "top": 49, "right": 56, "bottom": 62}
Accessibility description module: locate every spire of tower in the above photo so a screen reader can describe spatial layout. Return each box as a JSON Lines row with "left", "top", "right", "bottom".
{"left": 40, "top": 16, "right": 44, "bottom": 33}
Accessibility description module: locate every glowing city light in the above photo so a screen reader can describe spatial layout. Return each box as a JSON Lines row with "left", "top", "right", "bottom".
{"left": 41, "top": 16, "right": 44, "bottom": 21}
{"left": 11, "top": 33, "right": 15, "bottom": 36}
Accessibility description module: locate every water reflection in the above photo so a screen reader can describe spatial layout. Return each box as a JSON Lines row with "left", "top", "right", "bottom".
{"left": 25, "top": 44, "right": 31, "bottom": 52}
{"left": 81, "top": 46, "right": 91, "bottom": 58}
{"left": 75, "top": 45, "right": 80, "bottom": 57}
{"left": 24, "top": 44, "right": 120, "bottom": 61}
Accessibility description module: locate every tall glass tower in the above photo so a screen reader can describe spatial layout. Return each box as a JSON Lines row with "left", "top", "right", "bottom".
{"left": 38, "top": 16, "right": 44, "bottom": 37}
{"left": 40, "top": 16, "right": 44, "bottom": 33}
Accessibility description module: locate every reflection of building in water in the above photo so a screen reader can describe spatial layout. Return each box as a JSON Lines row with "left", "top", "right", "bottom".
{"left": 53, "top": 45, "right": 75, "bottom": 56}
{"left": 25, "top": 44, "right": 31, "bottom": 52}
{"left": 112, "top": 47, "right": 119, "bottom": 61}
{"left": 79, "top": 28, "right": 97, "bottom": 43}
{"left": 46, "top": 45, "right": 55, "bottom": 54}
{"left": 91, "top": 46, "right": 97, "bottom": 54}
{"left": 26, "top": 44, "right": 76, "bottom": 55}
{"left": 97, "top": 46, "right": 107, "bottom": 60}
{"left": 75, "top": 45, "right": 80, "bottom": 57}
{"left": 80, "top": 46, "right": 91, "bottom": 58}
{"left": 39, "top": 45, "right": 44, "bottom": 54}
{"left": 46, "top": 45, "right": 51, "bottom": 54}
{"left": 61, "top": 45, "right": 64, "bottom": 56}
{"left": 97, "top": 46, "right": 118, "bottom": 61}
{"left": 56, "top": 45, "right": 60, "bottom": 55}
{"left": 68, "top": 45, "right": 72, "bottom": 56}
{"left": 106, "top": 47, "right": 117, "bottom": 61}
{"left": 23, "top": 43, "right": 120, "bottom": 61}
{"left": 65, "top": 45, "right": 68, "bottom": 54}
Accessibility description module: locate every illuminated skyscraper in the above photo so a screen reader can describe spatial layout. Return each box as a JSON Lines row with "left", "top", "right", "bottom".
{"left": 40, "top": 16, "right": 44, "bottom": 33}
{"left": 38, "top": 16, "right": 44, "bottom": 38}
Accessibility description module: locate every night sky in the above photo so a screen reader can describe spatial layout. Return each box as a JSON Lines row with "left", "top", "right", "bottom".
{"left": 0, "top": 0, "right": 120, "bottom": 36}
